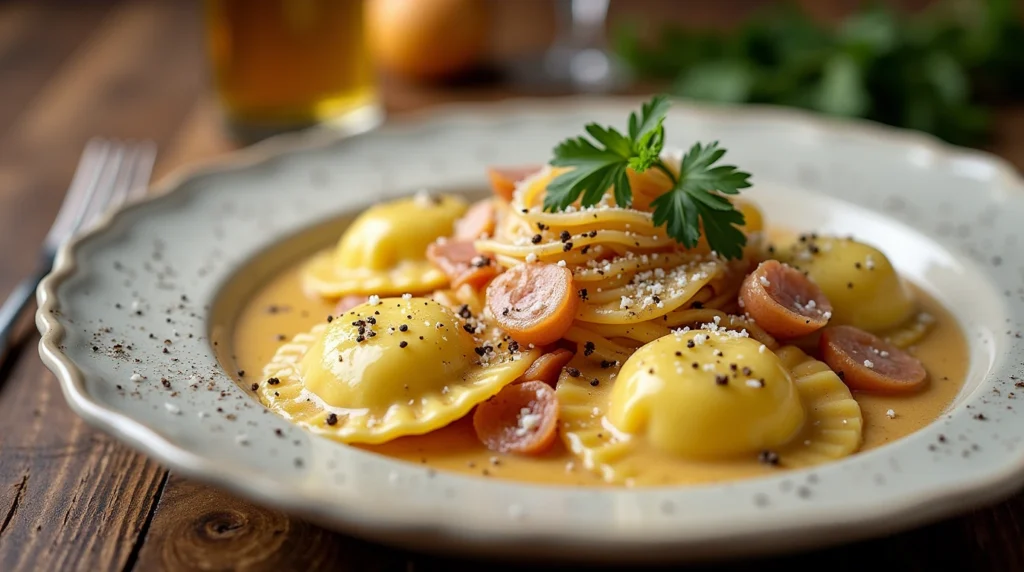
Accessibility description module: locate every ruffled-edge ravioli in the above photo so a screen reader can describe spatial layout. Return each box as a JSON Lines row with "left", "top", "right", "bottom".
{"left": 556, "top": 331, "right": 862, "bottom": 484}
{"left": 302, "top": 193, "right": 468, "bottom": 299}
{"left": 258, "top": 297, "right": 541, "bottom": 444}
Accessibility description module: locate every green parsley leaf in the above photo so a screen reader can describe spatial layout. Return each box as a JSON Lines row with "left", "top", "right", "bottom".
{"left": 545, "top": 94, "right": 670, "bottom": 212}
{"left": 543, "top": 96, "right": 754, "bottom": 260}
{"left": 649, "top": 142, "right": 752, "bottom": 260}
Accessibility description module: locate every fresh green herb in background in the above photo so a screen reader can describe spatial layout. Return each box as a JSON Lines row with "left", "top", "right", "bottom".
{"left": 613, "top": 0, "right": 1024, "bottom": 147}
{"left": 544, "top": 94, "right": 752, "bottom": 260}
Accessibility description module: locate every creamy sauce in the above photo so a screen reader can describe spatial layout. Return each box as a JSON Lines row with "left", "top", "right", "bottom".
{"left": 230, "top": 247, "right": 969, "bottom": 488}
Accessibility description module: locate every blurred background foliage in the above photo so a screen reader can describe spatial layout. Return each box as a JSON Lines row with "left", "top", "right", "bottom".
{"left": 613, "top": 0, "right": 1024, "bottom": 147}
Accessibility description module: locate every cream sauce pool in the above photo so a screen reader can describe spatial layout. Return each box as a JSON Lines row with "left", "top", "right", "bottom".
{"left": 228, "top": 248, "right": 969, "bottom": 488}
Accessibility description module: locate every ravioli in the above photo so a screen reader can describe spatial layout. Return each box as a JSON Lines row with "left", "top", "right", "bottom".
{"left": 777, "top": 235, "right": 914, "bottom": 333}
{"left": 258, "top": 297, "right": 540, "bottom": 444}
{"left": 608, "top": 329, "right": 806, "bottom": 459}
{"left": 557, "top": 328, "right": 862, "bottom": 484}
{"left": 302, "top": 192, "right": 468, "bottom": 299}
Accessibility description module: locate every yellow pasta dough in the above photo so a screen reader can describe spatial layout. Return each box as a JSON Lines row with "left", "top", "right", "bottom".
{"left": 608, "top": 329, "right": 806, "bottom": 459}
{"left": 257, "top": 296, "right": 540, "bottom": 444}
{"left": 777, "top": 235, "right": 915, "bottom": 333}
{"left": 302, "top": 193, "right": 468, "bottom": 299}
{"left": 557, "top": 327, "right": 862, "bottom": 484}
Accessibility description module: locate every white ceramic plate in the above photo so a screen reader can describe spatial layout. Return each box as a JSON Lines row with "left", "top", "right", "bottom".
{"left": 37, "top": 97, "right": 1024, "bottom": 564}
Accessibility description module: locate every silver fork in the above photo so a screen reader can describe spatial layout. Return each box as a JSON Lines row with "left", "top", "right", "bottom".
{"left": 0, "top": 138, "right": 156, "bottom": 366}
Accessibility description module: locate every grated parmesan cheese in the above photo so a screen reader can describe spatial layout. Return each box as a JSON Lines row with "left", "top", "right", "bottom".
{"left": 515, "top": 407, "right": 542, "bottom": 436}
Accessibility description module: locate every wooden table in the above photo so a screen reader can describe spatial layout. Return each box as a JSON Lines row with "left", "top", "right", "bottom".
{"left": 3, "top": 1, "right": 1024, "bottom": 570}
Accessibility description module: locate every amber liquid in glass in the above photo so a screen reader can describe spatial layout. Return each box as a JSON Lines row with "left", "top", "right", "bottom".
{"left": 204, "top": 0, "right": 379, "bottom": 137}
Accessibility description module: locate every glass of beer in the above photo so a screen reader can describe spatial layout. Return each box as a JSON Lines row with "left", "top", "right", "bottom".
{"left": 203, "top": 0, "right": 383, "bottom": 142}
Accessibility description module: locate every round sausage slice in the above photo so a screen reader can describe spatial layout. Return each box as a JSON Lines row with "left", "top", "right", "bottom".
{"left": 740, "top": 260, "right": 832, "bottom": 339}
{"left": 473, "top": 380, "right": 559, "bottom": 455}
{"left": 819, "top": 325, "right": 928, "bottom": 394}
{"left": 486, "top": 262, "right": 577, "bottom": 347}
{"left": 521, "top": 348, "right": 575, "bottom": 386}
{"left": 426, "top": 239, "right": 498, "bottom": 290}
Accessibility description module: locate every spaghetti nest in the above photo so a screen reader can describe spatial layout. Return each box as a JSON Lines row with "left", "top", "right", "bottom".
{"left": 473, "top": 160, "right": 776, "bottom": 362}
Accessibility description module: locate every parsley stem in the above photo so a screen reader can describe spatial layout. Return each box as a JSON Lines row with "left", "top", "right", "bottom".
{"left": 652, "top": 160, "right": 679, "bottom": 186}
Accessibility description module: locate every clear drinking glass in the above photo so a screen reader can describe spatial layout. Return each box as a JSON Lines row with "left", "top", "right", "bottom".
{"left": 203, "top": 0, "right": 384, "bottom": 142}
{"left": 508, "top": 0, "right": 629, "bottom": 93}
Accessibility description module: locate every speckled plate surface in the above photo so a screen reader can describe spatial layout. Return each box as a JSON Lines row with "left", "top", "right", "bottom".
{"left": 36, "top": 97, "right": 1024, "bottom": 564}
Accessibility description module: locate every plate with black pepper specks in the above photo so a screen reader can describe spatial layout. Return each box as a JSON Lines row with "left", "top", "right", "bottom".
{"left": 36, "top": 97, "right": 1024, "bottom": 564}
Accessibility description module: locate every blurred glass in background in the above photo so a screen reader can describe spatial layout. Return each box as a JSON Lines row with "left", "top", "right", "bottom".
{"left": 203, "top": 0, "right": 383, "bottom": 142}
{"left": 508, "top": 0, "right": 629, "bottom": 93}
{"left": 199, "top": 0, "right": 1024, "bottom": 150}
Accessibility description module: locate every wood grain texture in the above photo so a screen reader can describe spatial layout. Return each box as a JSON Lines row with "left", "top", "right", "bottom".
{"left": 132, "top": 475, "right": 412, "bottom": 572}
{"left": 0, "top": 342, "right": 168, "bottom": 572}
{"left": 0, "top": 1, "right": 204, "bottom": 570}
{"left": 1, "top": 0, "right": 1024, "bottom": 570}
{"left": 0, "top": 0, "right": 204, "bottom": 295}
{"left": 0, "top": 0, "right": 119, "bottom": 137}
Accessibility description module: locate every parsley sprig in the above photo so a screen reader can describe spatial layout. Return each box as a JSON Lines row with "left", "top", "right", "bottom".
{"left": 542, "top": 94, "right": 753, "bottom": 260}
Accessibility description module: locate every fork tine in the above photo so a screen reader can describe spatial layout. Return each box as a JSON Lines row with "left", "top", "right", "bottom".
{"left": 99, "top": 140, "right": 156, "bottom": 217}
{"left": 76, "top": 142, "right": 126, "bottom": 233}
{"left": 44, "top": 139, "right": 159, "bottom": 252}
{"left": 106, "top": 143, "right": 141, "bottom": 209}
{"left": 128, "top": 141, "right": 156, "bottom": 201}
{"left": 43, "top": 138, "right": 112, "bottom": 249}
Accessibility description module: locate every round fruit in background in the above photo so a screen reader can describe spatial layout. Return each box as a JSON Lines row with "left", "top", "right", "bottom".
{"left": 365, "top": 0, "right": 490, "bottom": 82}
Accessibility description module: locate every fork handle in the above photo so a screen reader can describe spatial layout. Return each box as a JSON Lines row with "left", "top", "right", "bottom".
{"left": 0, "top": 264, "right": 49, "bottom": 367}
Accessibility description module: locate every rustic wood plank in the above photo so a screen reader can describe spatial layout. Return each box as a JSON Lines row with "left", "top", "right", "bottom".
{"left": 0, "top": 0, "right": 208, "bottom": 570}
{"left": 0, "top": 2, "right": 35, "bottom": 57}
{"left": 0, "top": 0, "right": 118, "bottom": 138}
{"left": 0, "top": 0, "right": 205, "bottom": 296}
{"left": 132, "top": 475, "right": 413, "bottom": 572}
{"left": 126, "top": 485, "right": 1013, "bottom": 572}
{"left": 0, "top": 348, "right": 169, "bottom": 572}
